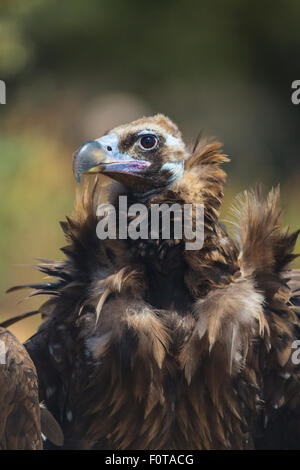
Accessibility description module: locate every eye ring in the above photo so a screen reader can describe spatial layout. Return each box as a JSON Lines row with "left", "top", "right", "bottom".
{"left": 138, "top": 134, "right": 158, "bottom": 150}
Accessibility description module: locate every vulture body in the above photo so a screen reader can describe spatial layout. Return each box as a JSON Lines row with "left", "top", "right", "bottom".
{"left": 8, "top": 114, "right": 300, "bottom": 449}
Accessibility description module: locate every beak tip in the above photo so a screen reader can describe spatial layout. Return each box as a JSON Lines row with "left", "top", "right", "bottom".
{"left": 73, "top": 140, "right": 104, "bottom": 184}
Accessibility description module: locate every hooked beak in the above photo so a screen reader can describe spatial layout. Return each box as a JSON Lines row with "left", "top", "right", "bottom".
{"left": 73, "top": 133, "right": 150, "bottom": 184}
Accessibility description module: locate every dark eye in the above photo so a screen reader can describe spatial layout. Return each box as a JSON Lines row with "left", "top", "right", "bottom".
{"left": 139, "top": 134, "right": 158, "bottom": 150}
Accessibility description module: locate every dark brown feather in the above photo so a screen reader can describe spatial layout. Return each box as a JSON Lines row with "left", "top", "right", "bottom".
{"left": 0, "top": 328, "right": 42, "bottom": 449}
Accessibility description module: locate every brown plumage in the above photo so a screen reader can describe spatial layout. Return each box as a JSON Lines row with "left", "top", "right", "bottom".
{"left": 6, "top": 114, "right": 300, "bottom": 449}
{"left": 0, "top": 327, "right": 42, "bottom": 449}
{"left": 0, "top": 327, "right": 64, "bottom": 449}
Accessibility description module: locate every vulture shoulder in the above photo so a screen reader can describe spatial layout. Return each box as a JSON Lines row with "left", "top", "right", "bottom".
{"left": 178, "top": 185, "right": 300, "bottom": 449}
{"left": 0, "top": 327, "right": 42, "bottom": 450}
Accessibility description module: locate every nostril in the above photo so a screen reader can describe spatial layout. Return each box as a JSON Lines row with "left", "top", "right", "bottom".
{"left": 107, "top": 146, "right": 112, "bottom": 152}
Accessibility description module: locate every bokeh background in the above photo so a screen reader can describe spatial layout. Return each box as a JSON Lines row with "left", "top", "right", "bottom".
{"left": 0, "top": 0, "right": 299, "bottom": 341}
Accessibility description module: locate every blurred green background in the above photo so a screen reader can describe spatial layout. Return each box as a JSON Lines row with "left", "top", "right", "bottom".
{"left": 0, "top": 0, "right": 299, "bottom": 341}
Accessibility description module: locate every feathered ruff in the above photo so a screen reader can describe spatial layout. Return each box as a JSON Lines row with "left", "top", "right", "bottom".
{"left": 230, "top": 185, "right": 299, "bottom": 278}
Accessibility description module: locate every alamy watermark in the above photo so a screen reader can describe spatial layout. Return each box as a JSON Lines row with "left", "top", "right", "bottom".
{"left": 291, "top": 340, "right": 300, "bottom": 365}
{"left": 291, "top": 80, "right": 300, "bottom": 105}
{"left": 0, "top": 340, "right": 6, "bottom": 364}
{"left": 96, "top": 196, "right": 204, "bottom": 250}
{"left": 0, "top": 80, "right": 6, "bottom": 104}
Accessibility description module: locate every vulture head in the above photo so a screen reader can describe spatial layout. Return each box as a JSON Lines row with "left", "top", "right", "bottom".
{"left": 73, "top": 114, "right": 187, "bottom": 197}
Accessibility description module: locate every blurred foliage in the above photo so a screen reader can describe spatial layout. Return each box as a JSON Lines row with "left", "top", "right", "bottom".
{"left": 0, "top": 0, "right": 299, "bottom": 340}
